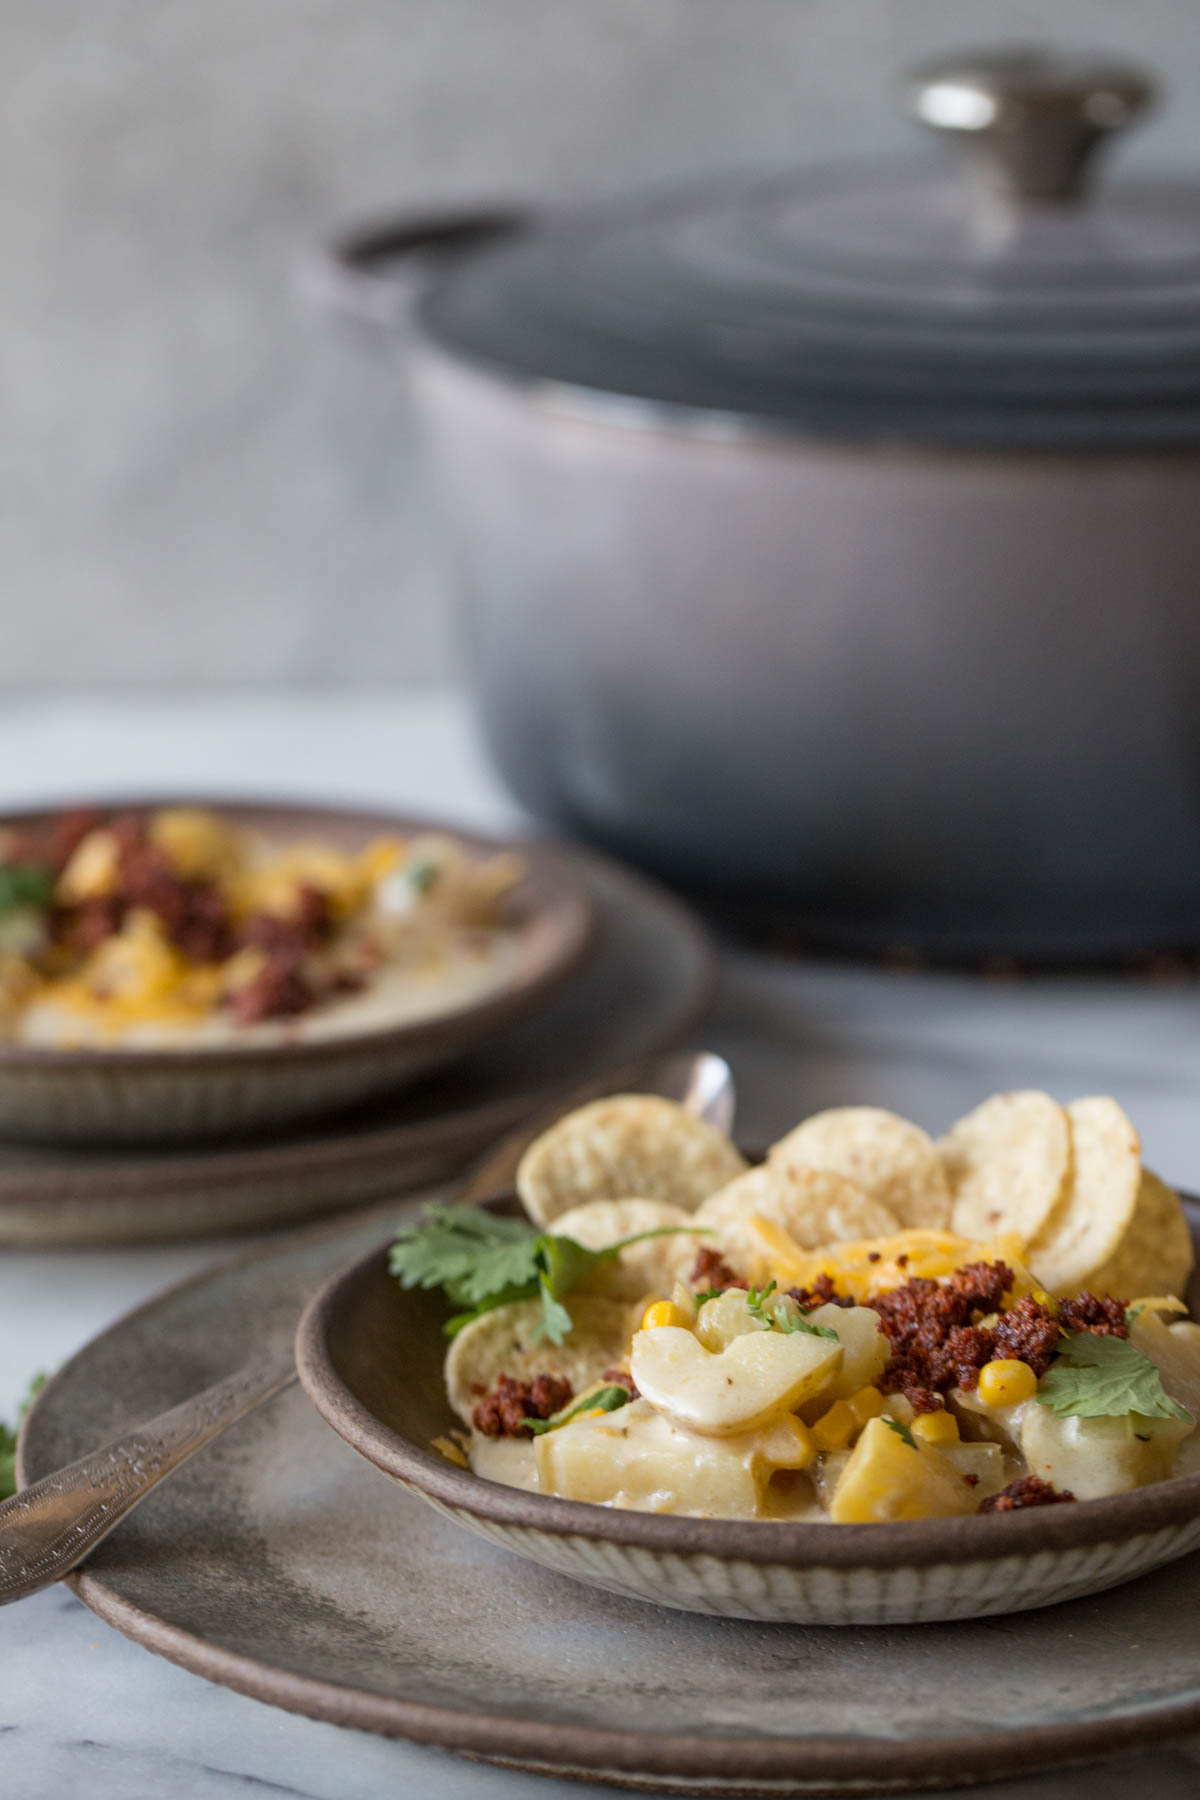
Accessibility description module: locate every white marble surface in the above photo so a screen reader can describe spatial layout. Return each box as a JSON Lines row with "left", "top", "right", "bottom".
{"left": 2, "top": 691, "right": 1200, "bottom": 1799}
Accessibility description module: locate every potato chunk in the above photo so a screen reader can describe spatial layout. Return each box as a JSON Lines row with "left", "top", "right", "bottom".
{"left": 830, "top": 1417, "right": 979, "bottom": 1522}
{"left": 805, "top": 1304, "right": 890, "bottom": 1398}
{"left": 1020, "top": 1403, "right": 1191, "bottom": 1501}
{"left": 535, "top": 1399, "right": 762, "bottom": 1515}
{"left": 631, "top": 1323, "right": 841, "bottom": 1438}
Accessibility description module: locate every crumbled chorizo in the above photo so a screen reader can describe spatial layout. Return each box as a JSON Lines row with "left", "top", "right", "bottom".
{"left": 868, "top": 1262, "right": 1016, "bottom": 1408}
{"left": 787, "top": 1272, "right": 855, "bottom": 1310}
{"left": 239, "top": 883, "right": 333, "bottom": 958}
{"left": 991, "top": 1295, "right": 1062, "bottom": 1376}
{"left": 691, "top": 1245, "right": 741, "bottom": 1291}
{"left": 228, "top": 955, "right": 314, "bottom": 1025}
{"left": 601, "top": 1367, "right": 640, "bottom": 1399}
{"left": 1056, "top": 1293, "right": 1129, "bottom": 1338}
{"left": 472, "top": 1372, "right": 573, "bottom": 1438}
{"left": 980, "top": 1475, "right": 1075, "bottom": 1512}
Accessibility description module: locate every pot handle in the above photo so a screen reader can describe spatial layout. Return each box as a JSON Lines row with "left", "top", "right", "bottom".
{"left": 303, "top": 206, "right": 534, "bottom": 329}
{"left": 908, "top": 49, "right": 1155, "bottom": 205}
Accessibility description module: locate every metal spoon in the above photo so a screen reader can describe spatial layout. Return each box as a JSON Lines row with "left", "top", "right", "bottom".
{"left": 0, "top": 1048, "right": 734, "bottom": 1604}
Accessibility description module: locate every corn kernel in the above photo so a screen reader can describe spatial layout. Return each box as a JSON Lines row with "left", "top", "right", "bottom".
{"left": 977, "top": 1358, "right": 1038, "bottom": 1407}
{"left": 1032, "top": 1288, "right": 1056, "bottom": 1312}
{"left": 812, "top": 1398, "right": 858, "bottom": 1452}
{"left": 912, "top": 1408, "right": 960, "bottom": 1446}
{"left": 846, "top": 1386, "right": 885, "bottom": 1428}
{"left": 758, "top": 1415, "right": 816, "bottom": 1470}
{"left": 641, "top": 1299, "right": 686, "bottom": 1331}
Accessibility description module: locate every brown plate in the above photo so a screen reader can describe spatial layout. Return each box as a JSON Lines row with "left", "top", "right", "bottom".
{"left": 0, "top": 840, "right": 713, "bottom": 1242}
{"left": 18, "top": 1195, "right": 1200, "bottom": 1795}
{"left": 0, "top": 800, "right": 595, "bottom": 1144}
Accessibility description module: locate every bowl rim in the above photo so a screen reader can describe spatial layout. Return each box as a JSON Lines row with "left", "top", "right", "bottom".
{"left": 295, "top": 1190, "right": 1200, "bottom": 1570}
{"left": 0, "top": 796, "right": 595, "bottom": 1070}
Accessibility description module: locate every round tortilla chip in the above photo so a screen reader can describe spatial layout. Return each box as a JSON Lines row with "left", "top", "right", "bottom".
{"left": 768, "top": 1106, "right": 950, "bottom": 1229}
{"left": 1083, "top": 1170, "right": 1195, "bottom": 1302}
{"left": 696, "top": 1164, "right": 900, "bottom": 1285}
{"left": 445, "top": 1293, "right": 634, "bottom": 1425}
{"left": 1027, "top": 1096, "right": 1141, "bottom": 1296}
{"left": 551, "top": 1198, "right": 700, "bottom": 1301}
{"left": 516, "top": 1095, "right": 746, "bottom": 1228}
{"left": 941, "top": 1090, "right": 1072, "bottom": 1244}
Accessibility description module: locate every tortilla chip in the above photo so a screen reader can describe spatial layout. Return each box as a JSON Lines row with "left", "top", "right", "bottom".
{"left": 1083, "top": 1170, "right": 1195, "bottom": 1302}
{"left": 551, "top": 1197, "right": 701, "bottom": 1301}
{"left": 445, "top": 1293, "right": 635, "bottom": 1425}
{"left": 941, "top": 1090, "right": 1072, "bottom": 1244}
{"left": 769, "top": 1106, "right": 950, "bottom": 1229}
{"left": 516, "top": 1095, "right": 746, "bottom": 1228}
{"left": 696, "top": 1164, "right": 899, "bottom": 1285}
{"left": 1027, "top": 1097, "right": 1141, "bottom": 1295}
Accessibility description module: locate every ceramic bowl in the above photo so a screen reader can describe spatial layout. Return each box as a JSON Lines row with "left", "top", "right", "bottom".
{"left": 0, "top": 801, "right": 594, "bottom": 1143}
{"left": 296, "top": 1196, "right": 1200, "bottom": 1627}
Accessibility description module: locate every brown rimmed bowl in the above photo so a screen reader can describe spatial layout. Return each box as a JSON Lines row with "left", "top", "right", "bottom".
{"left": 296, "top": 1194, "right": 1200, "bottom": 1627}
{"left": 0, "top": 800, "right": 594, "bottom": 1144}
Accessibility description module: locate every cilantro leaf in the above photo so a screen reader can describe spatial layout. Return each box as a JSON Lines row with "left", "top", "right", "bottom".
{"left": 781, "top": 1312, "right": 841, "bottom": 1342}
{"left": 884, "top": 1417, "right": 918, "bottom": 1450}
{"left": 391, "top": 1203, "right": 705, "bottom": 1352}
{"left": 406, "top": 859, "right": 440, "bottom": 896}
{"left": 391, "top": 1205, "right": 704, "bottom": 1348}
{"left": 0, "top": 1372, "right": 47, "bottom": 1500}
{"left": 390, "top": 1204, "right": 540, "bottom": 1306}
{"left": 745, "top": 1279, "right": 839, "bottom": 1340}
{"left": 525, "top": 1383, "right": 633, "bottom": 1435}
{"left": 694, "top": 1288, "right": 724, "bottom": 1308}
{"left": 1037, "top": 1331, "right": 1193, "bottom": 1423}
{"left": 745, "top": 1281, "right": 778, "bottom": 1326}
{"left": 530, "top": 1277, "right": 572, "bottom": 1346}
{"left": 0, "top": 862, "right": 53, "bottom": 918}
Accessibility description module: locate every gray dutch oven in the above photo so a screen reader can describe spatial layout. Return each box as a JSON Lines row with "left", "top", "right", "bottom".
{"left": 314, "top": 50, "right": 1200, "bottom": 963}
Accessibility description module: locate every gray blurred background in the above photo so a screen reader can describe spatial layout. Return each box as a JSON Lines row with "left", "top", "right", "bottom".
{"left": 6, "top": 0, "right": 1200, "bottom": 693}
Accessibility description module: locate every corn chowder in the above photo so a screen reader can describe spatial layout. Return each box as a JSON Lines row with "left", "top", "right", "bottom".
{"left": 0, "top": 807, "right": 525, "bottom": 1048}
{"left": 390, "top": 1093, "right": 1200, "bottom": 1524}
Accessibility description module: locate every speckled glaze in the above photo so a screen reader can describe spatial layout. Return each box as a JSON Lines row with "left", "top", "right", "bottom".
{"left": 0, "top": 846, "right": 713, "bottom": 1242}
{"left": 0, "top": 801, "right": 593, "bottom": 1144}
{"left": 297, "top": 1206, "right": 1200, "bottom": 1628}
{"left": 18, "top": 1200, "right": 1200, "bottom": 1794}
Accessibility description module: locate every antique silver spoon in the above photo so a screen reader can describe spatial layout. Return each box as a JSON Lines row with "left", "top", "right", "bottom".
{"left": 0, "top": 1048, "right": 734, "bottom": 1604}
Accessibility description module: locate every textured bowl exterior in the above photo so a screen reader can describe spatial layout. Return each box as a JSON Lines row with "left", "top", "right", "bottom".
{"left": 296, "top": 1221, "right": 1200, "bottom": 1629}
{"left": 0, "top": 1039, "right": 451, "bottom": 1144}
{"left": 0, "top": 800, "right": 593, "bottom": 1144}
{"left": 404, "top": 1484, "right": 1200, "bottom": 1625}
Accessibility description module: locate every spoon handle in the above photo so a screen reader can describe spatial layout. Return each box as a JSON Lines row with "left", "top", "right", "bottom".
{"left": 0, "top": 1348, "right": 296, "bottom": 1604}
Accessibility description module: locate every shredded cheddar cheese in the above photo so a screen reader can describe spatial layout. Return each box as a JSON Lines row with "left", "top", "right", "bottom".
{"left": 745, "top": 1217, "right": 1036, "bottom": 1302}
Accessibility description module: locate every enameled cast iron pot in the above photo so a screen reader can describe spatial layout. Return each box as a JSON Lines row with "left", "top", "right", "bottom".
{"left": 315, "top": 51, "right": 1200, "bottom": 962}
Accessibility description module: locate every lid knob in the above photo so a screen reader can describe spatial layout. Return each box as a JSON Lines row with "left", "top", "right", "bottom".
{"left": 909, "top": 49, "right": 1155, "bottom": 204}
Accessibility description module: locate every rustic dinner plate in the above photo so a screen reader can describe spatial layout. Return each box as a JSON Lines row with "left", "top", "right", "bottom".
{"left": 0, "top": 800, "right": 594, "bottom": 1144}
{"left": 296, "top": 1198, "right": 1200, "bottom": 1628}
{"left": 18, "top": 1198, "right": 1200, "bottom": 1796}
{"left": 0, "top": 842, "right": 713, "bottom": 1243}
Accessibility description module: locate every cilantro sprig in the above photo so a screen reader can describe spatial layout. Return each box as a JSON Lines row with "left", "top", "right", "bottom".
{"left": 1037, "top": 1331, "right": 1193, "bottom": 1424}
{"left": 884, "top": 1416, "right": 918, "bottom": 1450}
{"left": 0, "top": 863, "right": 53, "bottom": 918}
{"left": 0, "top": 1373, "right": 46, "bottom": 1500}
{"left": 389, "top": 1203, "right": 706, "bottom": 1346}
{"left": 745, "top": 1280, "right": 840, "bottom": 1341}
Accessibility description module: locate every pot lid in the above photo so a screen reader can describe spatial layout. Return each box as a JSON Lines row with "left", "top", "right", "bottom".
{"left": 421, "top": 51, "right": 1200, "bottom": 451}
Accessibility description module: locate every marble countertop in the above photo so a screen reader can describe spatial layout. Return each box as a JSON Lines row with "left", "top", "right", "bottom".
{"left": 2, "top": 690, "right": 1200, "bottom": 1800}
